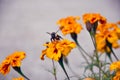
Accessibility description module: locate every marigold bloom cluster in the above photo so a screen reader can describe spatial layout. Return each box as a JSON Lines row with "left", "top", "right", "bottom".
{"left": 110, "top": 61, "right": 120, "bottom": 80}
{"left": 57, "top": 16, "right": 82, "bottom": 35}
{"left": 40, "top": 39, "right": 76, "bottom": 61}
{"left": 96, "top": 23, "right": 120, "bottom": 53}
{"left": 12, "top": 77, "right": 24, "bottom": 80}
{"left": 83, "top": 13, "right": 106, "bottom": 24}
{"left": 0, "top": 51, "right": 26, "bottom": 75}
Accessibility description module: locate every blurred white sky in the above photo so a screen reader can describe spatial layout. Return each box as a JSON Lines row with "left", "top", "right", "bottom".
{"left": 0, "top": 0, "right": 120, "bottom": 80}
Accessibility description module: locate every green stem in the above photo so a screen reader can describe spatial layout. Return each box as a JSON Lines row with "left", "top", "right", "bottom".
{"left": 52, "top": 60, "right": 57, "bottom": 80}
{"left": 111, "top": 49, "right": 119, "bottom": 61}
{"left": 98, "top": 61, "right": 109, "bottom": 78}
{"left": 70, "top": 33, "right": 91, "bottom": 59}
{"left": 76, "top": 41, "right": 92, "bottom": 59}
{"left": 106, "top": 39, "right": 119, "bottom": 61}
{"left": 104, "top": 54, "right": 107, "bottom": 71}
{"left": 70, "top": 33, "right": 95, "bottom": 76}
{"left": 77, "top": 44, "right": 90, "bottom": 65}
{"left": 93, "top": 33, "right": 101, "bottom": 80}
{"left": 90, "top": 33, "right": 96, "bottom": 47}
{"left": 76, "top": 41, "right": 96, "bottom": 76}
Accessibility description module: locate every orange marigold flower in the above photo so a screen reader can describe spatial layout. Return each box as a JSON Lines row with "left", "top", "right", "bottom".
{"left": 83, "top": 13, "right": 106, "bottom": 24}
{"left": 12, "top": 77, "right": 24, "bottom": 80}
{"left": 40, "top": 39, "right": 76, "bottom": 61}
{"left": 95, "top": 32, "right": 119, "bottom": 53}
{"left": 10, "top": 51, "right": 26, "bottom": 67}
{"left": 110, "top": 61, "right": 120, "bottom": 80}
{"left": 110, "top": 61, "right": 120, "bottom": 71}
{"left": 57, "top": 16, "right": 82, "bottom": 35}
{"left": 96, "top": 23, "right": 120, "bottom": 53}
{"left": 0, "top": 51, "right": 26, "bottom": 75}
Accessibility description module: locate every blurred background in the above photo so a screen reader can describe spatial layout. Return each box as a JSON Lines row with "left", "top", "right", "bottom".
{"left": 0, "top": 0, "right": 120, "bottom": 80}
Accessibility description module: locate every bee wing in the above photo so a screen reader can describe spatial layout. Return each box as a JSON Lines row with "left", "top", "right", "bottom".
{"left": 46, "top": 32, "right": 51, "bottom": 35}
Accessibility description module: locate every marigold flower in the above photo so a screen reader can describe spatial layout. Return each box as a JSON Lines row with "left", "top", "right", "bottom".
{"left": 0, "top": 51, "right": 26, "bottom": 75}
{"left": 12, "top": 77, "right": 24, "bottom": 80}
{"left": 41, "top": 41, "right": 62, "bottom": 61}
{"left": 110, "top": 61, "right": 120, "bottom": 71}
{"left": 83, "top": 13, "right": 106, "bottom": 24}
{"left": 40, "top": 39, "right": 76, "bottom": 61}
{"left": 96, "top": 23, "right": 120, "bottom": 53}
{"left": 95, "top": 33, "right": 119, "bottom": 53}
{"left": 110, "top": 61, "right": 120, "bottom": 80}
{"left": 57, "top": 16, "right": 82, "bottom": 35}
{"left": 10, "top": 51, "right": 26, "bottom": 67}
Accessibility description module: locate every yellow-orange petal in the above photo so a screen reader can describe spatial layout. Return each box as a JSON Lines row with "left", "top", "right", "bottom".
{"left": 113, "top": 71, "right": 120, "bottom": 80}
{"left": 11, "top": 51, "right": 26, "bottom": 60}
{"left": 110, "top": 61, "right": 120, "bottom": 71}
{"left": 0, "top": 59, "right": 11, "bottom": 75}
{"left": 40, "top": 49, "right": 47, "bottom": 60}
{"left": 12, "top": 77, "right": 24, "bottom": 80}
{"left": 10, "top": 51, "right": 26, "bottom": 67}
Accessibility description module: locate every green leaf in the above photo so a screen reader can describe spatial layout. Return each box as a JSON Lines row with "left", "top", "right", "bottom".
{"left": 101, "top": 61, "right": 110, "bottom": 67}
{"left": 84, "top": 63, "right": 94, "bottom": 73}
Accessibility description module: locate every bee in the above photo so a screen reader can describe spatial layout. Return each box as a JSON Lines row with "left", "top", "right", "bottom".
{"left": 47, "top": 30, "right": 62, "bottom": 41}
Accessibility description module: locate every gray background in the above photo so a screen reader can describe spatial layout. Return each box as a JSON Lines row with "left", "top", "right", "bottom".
{"left": 0, "top": 0, "right": 120, "bottom": 80}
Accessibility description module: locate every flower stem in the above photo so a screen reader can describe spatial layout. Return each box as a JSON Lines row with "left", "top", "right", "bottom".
{"left": 70, "top": 33, "right": 91, "bottom": 58}
{"left": 78, "top": 44, "right": 92, "bottom": 59}
{"left": 93, "top": 34, "right": 102, "bottom": 80}
{"left": 111, "top": 49, "right": 119, "bottom": 61}
{"left": 77, "top": 44, "right": 90, "bottom": 65}
{"left": 70, "top": 33, "right": 95, "bottom": 76}
{"left": 76, "top": 41, "right": 96, "bottom": 77}
{"left": 52, "top": 60, "right": 57, "bottom": 80}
